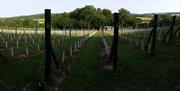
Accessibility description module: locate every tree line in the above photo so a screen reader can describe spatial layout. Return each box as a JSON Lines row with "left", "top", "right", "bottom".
{"left": 52, "top": 6, "right": 142, "bottom": 29}
{"left": 0, "top": 5, "right": 180, "bottom": 30}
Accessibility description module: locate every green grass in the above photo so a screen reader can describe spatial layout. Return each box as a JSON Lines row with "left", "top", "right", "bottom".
{"left": 0, "top": 53, "right": 44, "bottom": 91}
{"left": 1, "top": 31, "right": 180, "bottom": 91}
{"left": 63, "top": 32, "right": 180, "bottom": 91}
{"left": 0, "top": 37, "right": 81, "bottom": 91}
{"left": 105, "top": 34, "right": 180, "bottom": 90}
{"left": 63, "top": 33, "right": 103, "bottom": 91}
{"left": 0, "top": 35, "right": 81, "bottom": 57}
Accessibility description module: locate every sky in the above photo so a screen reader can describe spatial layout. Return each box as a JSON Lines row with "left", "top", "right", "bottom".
{"left": 0, "top": 0, "right": 179, "bottom": 17}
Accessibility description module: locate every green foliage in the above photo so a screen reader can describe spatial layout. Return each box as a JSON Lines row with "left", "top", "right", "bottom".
{"left": 0, "top": 6, "right": 147, "bottom": 29}
{"left": 52, "top": 5, "right": 113, "bottom": 29}
{"left": 150, "top": 15, "right": 180, "bottom": 27}
{"left": 175, "top": 16, "right": 180, "bottom": 26}
{"left": 0, "top": 15, "right": 43, "bottom": 29}
{"left": 0, "top": 18, "right": 35, "bottom": 29}
{"left": 69, "top": 5, "right": 106, "bottom": 29}
{"left": 118, "top": 8, "right": 138, "bottom": 27}
{"left": 52, "top": 13, "right": 74, "bottom": 29}
{"left": 159, "top": 15, "right": 172, "bottom": 26}
{"left": 1, "top": 6, "right": 179, "bottom": 29}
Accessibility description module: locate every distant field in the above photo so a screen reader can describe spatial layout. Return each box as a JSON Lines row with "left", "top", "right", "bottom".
{"left": 34, "top": 19, "right": 44, "bottom": 24}
{"left": 136, "top": 16, "right": 152, "bottom": 23}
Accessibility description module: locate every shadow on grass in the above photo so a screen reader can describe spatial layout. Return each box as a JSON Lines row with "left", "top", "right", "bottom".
{"left": 63, "top": 33, "right": 180, "bottom": 91}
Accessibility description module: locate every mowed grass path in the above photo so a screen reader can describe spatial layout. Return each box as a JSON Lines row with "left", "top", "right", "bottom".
{"left": 64, "top": 32, "right": 180, "bottom": 91}
{"left": 63, "top": 33, "right": 102, "bottom": 91}
{"left": 64, "top": 33, "right": 120, "bottom": 91}
{"left": 64, "top": 33, "right": 136, "bottom": 91}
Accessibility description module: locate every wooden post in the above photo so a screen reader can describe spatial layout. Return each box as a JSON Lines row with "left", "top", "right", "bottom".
{"left": 69, "top": 29, "right": 71, "bottom": 39}
{"left": 44, "top": 9, "right": 52, "bottom": 83}
{"left": 26, "top": 46, "right": 29, "bottom": 55}
{"left": 65, "top": 29, "right": 67, "bottom": 39}
{"left": 15, "top": 26, "right": 18, "bottom": 48}
{"left": 11, "top": 48, "right": 14, "bottom": 56}
{"left": 169, "top": 16, "right": 176, "bottom": 44}
{"left": 76, "top": 29, "right": 78, "bottom": 39}
{"left": 164, "top": 16, "right": 176, "bottom": 44}
{"left": 84, "top": 29, "right": 85, "bottom": 37}
{"left": 2, "top": 28, "right": 4, "bottom": 43}
{"left": 151, "top": 15, "right": 158, "bottom": 55}
{"left": 173, "top": 26, "right": 180, "bottom": 36}
{"left": 62, "top": 52, "right": 65, "bottom": 63}
{"left": 35, "top": 21, "right": 38, "bottom": 44}
{"left": 38, "top": 43, "right": 40, "bottom": 51}
{"left": 112, "top": 13, "right": 119, "bottom": 70}
{"left": 145, "top": 15, "right": 158, "bottom": 55}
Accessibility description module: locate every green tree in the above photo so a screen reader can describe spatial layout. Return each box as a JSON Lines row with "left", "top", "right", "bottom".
{"left": 52, "top": 13, "right": 74, "bottom": 29}
{"left": 159, "top": 15, "right": 171, "bottom": 26}
{"left": 22, "top": 19, "right": 34, "bottom": 28}
{"left": 118, "top": 8, "right": 138, "bottom": 27}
